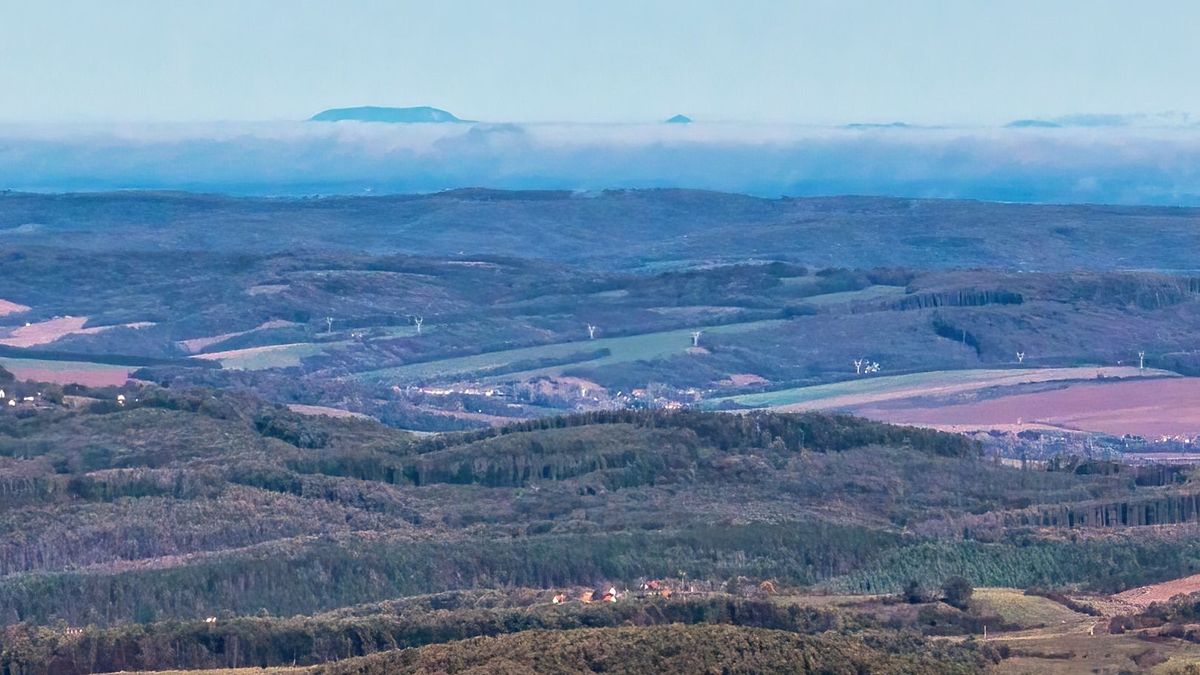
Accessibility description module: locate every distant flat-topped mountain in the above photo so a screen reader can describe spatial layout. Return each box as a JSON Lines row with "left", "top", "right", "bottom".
{"left": 844, "top": 122, "right": 912, "bottom": 129}
{"left": 1006, "top": 112, "right": 1194, "bottom": 129}
{"left": 310, "top": 106, "right": 471, "bottom": 123}
{"left": 1006, "top": 119, "right": 1062, "bottom": 128}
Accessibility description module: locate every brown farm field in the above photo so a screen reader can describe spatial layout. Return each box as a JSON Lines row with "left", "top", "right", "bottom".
{"left": 0, "top": 299, "right": 29, "bottom": 316}
{"left": 0, "top": 316, "right": 154, "bottom": 348}
{"left": 856, "top": 377, "right": 1200, "bottom": 438}
{"left": 0, "top": 357, "right": 133, "bottom": 386}
{"left": 0, "top": 316, "right": 88, "bottom": 347}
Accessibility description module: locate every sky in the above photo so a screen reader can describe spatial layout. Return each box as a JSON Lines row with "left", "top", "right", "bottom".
{"left": 3, "top": 0, "right": 1199, "bottom": 125}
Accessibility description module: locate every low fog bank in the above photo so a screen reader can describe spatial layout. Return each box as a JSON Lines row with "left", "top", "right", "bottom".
{"left": 2, "top": 121, "right": 1200, "bottom": 205}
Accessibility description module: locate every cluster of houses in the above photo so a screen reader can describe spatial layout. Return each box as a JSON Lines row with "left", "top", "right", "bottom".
{"left": 552, "top": 586, "right": 625, "bottom": 605}
{"left": 975, "top": 427, "right": 1200, "bottom": 464}
{"left": 614, "top": 386, "right": 703, "bottom": 411}
{"left": 1154, "top": 434, "right": 1199, "bottom": 445}
{"left": 553, "top": 585, "right": 659, "bottom": 605}
{"left": 388, "top": 377, "right": 709, "bottom": 417}
{"left": 548, "top": 580, "right": 699, "bottom": 606}
{"left": 0, "top": 388, "right": 46, "bottom": 409}
{"left": 0, "top": 387, "right": 130, "bottom": 412}
{"left": 546, "top": 578, "right": 777, "bottom": 606}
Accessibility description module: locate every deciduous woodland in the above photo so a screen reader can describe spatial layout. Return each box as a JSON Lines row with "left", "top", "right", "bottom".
{"left": 0, "top": 373, "right": 1195, "bottom": 672}
{"left": 4, "top": 190, "right": 1200, "bottom": 673}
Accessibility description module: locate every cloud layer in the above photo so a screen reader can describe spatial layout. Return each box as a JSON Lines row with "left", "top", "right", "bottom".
{"left": 3, "top": 121, "right": 1200, "bottom": 205}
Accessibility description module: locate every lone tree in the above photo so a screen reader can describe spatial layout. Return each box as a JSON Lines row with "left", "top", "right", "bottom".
{"left": 902, "top": 579, "right": 928, "bottom": 604}
{"left": 324, "top": 316, "right": 334, "bottom": 334}
{"left": 587, "top": 323, "right": 597, "bottom": 340}
{"left": 941, "top": 576, "right": 974, "bottom": 610}
{"left": 411, "top": 315, "right": 424, "bottom": 336}
{"left": 690, "top": 330, "right": 703, "bottom": 348}
{"left": 1016, "top": 351, "right": 1025, "bottom": 364}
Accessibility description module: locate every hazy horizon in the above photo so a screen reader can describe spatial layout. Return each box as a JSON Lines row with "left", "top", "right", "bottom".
{"left": 4, "top": 0, "right": 1200, "bottom": 126}
{"left": 5, "top": 1, "right": 1200, "bottom": 205}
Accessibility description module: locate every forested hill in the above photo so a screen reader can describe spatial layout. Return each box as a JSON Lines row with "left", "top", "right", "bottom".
{"left": 5, "top": 377, "right": 1200, "bottom": 671}
{"left": 0, "top": 378, "right": 1192, "bottom": 624}
{"left": 2, "top": 189, "right": 1198, "bottom": 270}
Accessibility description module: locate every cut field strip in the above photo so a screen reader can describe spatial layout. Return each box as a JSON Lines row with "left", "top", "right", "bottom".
{"left": 709, "top": 366, "right": 1176, "bottom": 411}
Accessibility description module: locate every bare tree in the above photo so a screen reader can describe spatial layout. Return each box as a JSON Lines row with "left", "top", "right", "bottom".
{"left": 325, "top": 316, "right": 334, "bottom": 334}
{"left": 1138, "top": 350, "right": 1146, "bottom": 370}
{"left": 411, "top": 315, "right": 424, "bottom": 336}
{"left": 690, "top": 330, "right": 703, "bottom": 348}
{"left": 853, "top": 359, "right": 865, "bottom": 375}
{"left": 587, "top": 324, "right": 597, "bottom": 340}
{"left": 1016, "top": 351, "right": 1025, "bottom": 364}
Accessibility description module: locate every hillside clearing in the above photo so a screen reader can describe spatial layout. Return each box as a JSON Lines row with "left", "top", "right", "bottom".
{"left": 177, "top": 320, "right": 299, "bottom": 354}
{"left": 191, "top": 343, "right": 327, "bottom": 370}
{"left": 287, "top": 404, "right": 373, "bottom": 420}
{"left": 352, "top": 319, "right": 787, "bottom": 383}
{"left": 800, "top": 284, "right": 908, "bottom": 306}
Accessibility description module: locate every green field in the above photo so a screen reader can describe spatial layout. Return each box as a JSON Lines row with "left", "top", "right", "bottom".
{"left": 0, "top": 356, "right": 132, "bottom": 386}
{"left": 363, "top": 325, "right": 424, "bottom": 339}
{"left": 708, "top": 366, "right": 1175, "bottom": 410}
{"left": 185, "top": 327, "right": 416, "bottom": 371}
{"left": 971, "top": 588, "right": 1086, "bottom": 628}
{"left": 0, "top": 356, "right": 126, "bottom": 373}
{"left": 352, "top": 319, "right": 787, "bottom": 383}
{"left": 799, "top": 284, "right": 908, "bottom": 306}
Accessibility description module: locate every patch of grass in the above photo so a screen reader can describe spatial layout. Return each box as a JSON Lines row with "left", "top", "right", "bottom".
{"left": 973, "top": 588, "right": 1085, "bottom": 629}
{"left": 990, "top": 629, "right": 1200, "bottom": 675}
{"left": 0, "top": 356, "right": 130, "bottom": 374}
{"left": 192, "top": 343, "right": 329, "bottom": 370}
{"left": 802, "top": 284, "right": 908, "bottom": 306}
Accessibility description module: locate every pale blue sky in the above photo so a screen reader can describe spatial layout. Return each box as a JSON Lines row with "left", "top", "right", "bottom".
{"left": 2, "top": 0, "right": 1198, "bottom": 125}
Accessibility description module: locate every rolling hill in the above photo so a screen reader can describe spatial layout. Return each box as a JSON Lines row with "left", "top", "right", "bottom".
{"left": 2, "top": 189, "right": 1199, "bottom": 271}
